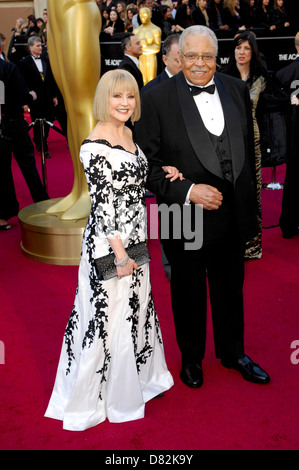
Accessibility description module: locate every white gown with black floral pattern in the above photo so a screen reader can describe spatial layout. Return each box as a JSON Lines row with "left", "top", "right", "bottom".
{"left": 45, "top": 139, "right": 173, "bottom": 431}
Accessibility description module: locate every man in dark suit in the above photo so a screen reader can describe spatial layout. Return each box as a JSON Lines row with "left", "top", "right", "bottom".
{"left": 142, "top": 34, "right": 181, "bottom": 92}
{"left": 19, "top": 36, "right": 58, "bottom": 158}
{"left": 0, "top": 33, "right": 6, "bottom": 61}
{"left": 142, "top": 33, "right": 181, "bottom": 279}
{"left": 276, "top": 32, "right": 299, "bottom": 239}
{"left": 0, "top": 55, "right": 49, "bottom": 229}
{"left": 135, "top": 25, "right": 270, "bottom": 388}
{"left": 118, "top": 34, "right": 144, "bottom": 90}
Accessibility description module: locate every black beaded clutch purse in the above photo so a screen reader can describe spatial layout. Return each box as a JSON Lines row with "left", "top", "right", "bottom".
{"left": 94, "top": 241, "right": 151, "bottom": 281}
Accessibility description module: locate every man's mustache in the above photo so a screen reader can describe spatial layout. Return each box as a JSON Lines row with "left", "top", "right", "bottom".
{"left": 191, "top": 67, "right": 209, "bottom": 72}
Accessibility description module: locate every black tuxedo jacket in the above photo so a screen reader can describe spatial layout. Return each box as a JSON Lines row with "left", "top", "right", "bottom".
{"left": 0, "top": 60, "right": 34, "bottom": 121}
{"left": 134, "top": 71, "right": 258, "bottom": 246}
{"left": 142, "top": 69, "right": 169, "bottom": 92}
{"left": 276, "top": 57, "right": 299, "bottom": 92}
{"left": 19, "top": 54, "right": 57, "bottom": 118}
{"left": 276, "top": 57, "right": 299, "bottom": 138}
{"left": 118, "top": 55, "right": 144, "bottom": 90}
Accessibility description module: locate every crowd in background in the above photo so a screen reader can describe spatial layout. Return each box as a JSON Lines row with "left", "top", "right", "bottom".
{"left": 6, "top": 9, "right": 48, "bottom": 64}
{"left": 4, "top": 0, "right": 294, "bottom": 56}
{"left": 1, "top": 1, "right": 296, "bottom": 69}
{"left": 96, "top": 0, "right": 294, "bottom": 40}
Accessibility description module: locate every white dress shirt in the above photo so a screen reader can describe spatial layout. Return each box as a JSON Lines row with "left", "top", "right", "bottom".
{"left": 186, "top": 77, "right": 225, "bottom": 136}
{"left": 132, "top": 14, "right": 139, "bottom": 30}
{"left": 185, "top": 77, "right": 225, "bottom": 203}
{"left": 165, "top": 68, "right": 173, "bottom": 78}
{"left": 32, "top": 55, "right": 43, "bottom": 75}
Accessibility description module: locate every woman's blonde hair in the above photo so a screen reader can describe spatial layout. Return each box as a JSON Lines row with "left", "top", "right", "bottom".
{"left": 15, "top": 18, "right": 25, "bottom": 33}
{"left": 223, "top": 0, "right": 236, "bottom": 15}
{"left": 93, "top": 69, "right": 141, "bottom": 123}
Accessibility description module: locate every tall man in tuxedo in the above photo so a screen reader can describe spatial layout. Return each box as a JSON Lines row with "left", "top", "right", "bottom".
{"left": 135, "top": 26, "right": 270, "bottom": 388}
{"left": 118, "top": 34, "right": 144, "bottom": 90}
{"left": 19, "top": 36, "right": 58, "bottom": 158}
{"left": 276, "top": 32, "right": 299, "bottom": 239}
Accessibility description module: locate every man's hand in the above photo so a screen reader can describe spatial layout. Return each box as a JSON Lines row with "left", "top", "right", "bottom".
{"left": 29, "top": 90, "right": 37, "bottom": 101}
{"left": 189, "top": 184, "right": 223, "bottom": 210}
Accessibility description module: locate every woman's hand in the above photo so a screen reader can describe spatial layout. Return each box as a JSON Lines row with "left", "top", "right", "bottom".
{"left": 162, "top": 165, "right": 185, "bottom": 182}
{"left": 117, "top": 258, "right": 139, "bottom": 279}
{"left": 104, "top": 26, "right": 114, "bottom": 35}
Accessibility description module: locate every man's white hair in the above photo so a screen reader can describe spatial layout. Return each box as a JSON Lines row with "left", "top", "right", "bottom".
{"left": 179, "top": 25, "right": 218, "bottom": 55}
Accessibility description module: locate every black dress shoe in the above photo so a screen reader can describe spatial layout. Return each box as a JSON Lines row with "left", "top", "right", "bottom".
{"left": 281, "top": 227, "right": 299, "bottom": 239}
{"left": 180, "top": 361, "right": 203, "bottom": 388}
{"left": 221, "top": 355, "right": 270, "bottom": 384}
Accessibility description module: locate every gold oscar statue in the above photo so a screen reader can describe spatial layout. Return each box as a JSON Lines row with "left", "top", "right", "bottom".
{"left": 46, "top": 0, "right": 101, "bottom": 220}
{"left": 18, "top": 1, "right": 102, "bottom": 265}
{"left": 133, "top": 7, "right": 161, "bottom": 85}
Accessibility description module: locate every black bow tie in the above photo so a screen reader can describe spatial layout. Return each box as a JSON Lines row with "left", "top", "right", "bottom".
{"left": 189, "top": 84, "right": 215, "bottom": 96}
{"left": 33, "top": 55, "right": 41, "bottom": 60}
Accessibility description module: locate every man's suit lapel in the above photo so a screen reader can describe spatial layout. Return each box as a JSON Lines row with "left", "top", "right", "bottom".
{"left": 214, "top": 73, "right": 245, "bottom": 182}
{"left": 176, "top": 71, "right": 245, "bottom": 182}
{"left": 30, "top": 55, "right": 46, "bottom": 81}
{"left": 176, "top": 72, "right": 223, "bottom": 180}
{"left": 160, "top": 69, "right": 168, "bottom": 82}
{"left": 41, "top": 57, "right": 47, "bottom": 78}
{"left": 127, "top": 56, "right": 143, "bottom": 88}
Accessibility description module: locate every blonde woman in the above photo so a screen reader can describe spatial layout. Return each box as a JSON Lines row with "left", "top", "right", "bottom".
{"left": 192, "top": 0, "right": 210, "bottom": 26}
{"left": 14, "top": 18, "right": 25, "bottom": 35}
{"left": 7, "top": 18, "right": 25, "bottom": 62}
{"left": 45, "top": 70, "right": 183, "bottom": 430}
{"left": 222, "top": 0, "right": 246, "bottom": 30}
{"left": 116, "top": 1, "right": 127, "bottom": 22}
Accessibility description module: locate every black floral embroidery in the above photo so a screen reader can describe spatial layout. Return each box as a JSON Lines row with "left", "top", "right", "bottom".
{"left": 62, "top": 140, "right": 162, "bottom": 401}
{"left": 64, "top": 301, "right": 79, "bottom": 376}
{"left": 126, "top": 270, "right": 162, "bottom": 372}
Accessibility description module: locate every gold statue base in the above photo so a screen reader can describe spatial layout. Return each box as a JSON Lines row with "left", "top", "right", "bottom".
{"left": 18, "top": 198, "right": 87, "bottom": 265}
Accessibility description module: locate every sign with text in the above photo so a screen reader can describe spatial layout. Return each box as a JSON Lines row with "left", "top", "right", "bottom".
{"left": 100, "top": 34, "right": 296, "bottom": 76}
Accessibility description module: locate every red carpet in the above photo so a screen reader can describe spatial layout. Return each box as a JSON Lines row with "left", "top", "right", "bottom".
{"left": 0, "top": 123, "right": 299, "bottom": 451}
